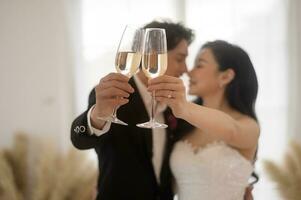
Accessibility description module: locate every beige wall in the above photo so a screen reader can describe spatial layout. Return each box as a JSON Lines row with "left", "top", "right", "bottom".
{"left": 0, "top": 0, "right": 76, "bottom": 149}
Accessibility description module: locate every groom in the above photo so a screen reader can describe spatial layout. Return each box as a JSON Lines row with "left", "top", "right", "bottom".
{"left": 71, "top": 20, "right": 195, "bottom": 200}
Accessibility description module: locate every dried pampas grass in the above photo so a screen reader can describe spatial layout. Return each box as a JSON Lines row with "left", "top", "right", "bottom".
{"left": 0, "top": 151, "right": 23, "bottom": 200}
{"left": 48, "top": 149, "right": 97, "bottom": 200}
{"left": 31, "top": 140, "right": 60, "bottom": 200}
{"left": 0, "top": 133, "right": 97, "bottom": 200}
{"left": 264, "top": 140, "right": 301, "bottom": 200}
{"left": 4, "top": 133, "right": 28, "bottom": 197}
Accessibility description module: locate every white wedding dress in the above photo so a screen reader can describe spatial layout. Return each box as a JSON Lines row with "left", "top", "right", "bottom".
{"left": 170, "top": 140, "right": 253, "bottom": 200}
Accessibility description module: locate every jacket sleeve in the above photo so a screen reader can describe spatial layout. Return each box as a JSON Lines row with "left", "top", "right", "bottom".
{"left": 70, "top": 88, "right": 110, "bottom": 149}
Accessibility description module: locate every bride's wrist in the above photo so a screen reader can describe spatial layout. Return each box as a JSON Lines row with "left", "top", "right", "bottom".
{"left": 176, "top": 101, "right": 190, "bottom": 120}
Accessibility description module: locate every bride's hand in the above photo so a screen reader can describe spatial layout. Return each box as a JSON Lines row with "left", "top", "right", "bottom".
{"left": 147, "top": 75, "right": 188, "bottom": 118}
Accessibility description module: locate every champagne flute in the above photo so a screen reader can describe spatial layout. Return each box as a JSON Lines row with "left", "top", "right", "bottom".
{"left": 136, "top": 28, "right": 168, "bottom": 129}
{"left": 98, "top": 25, "right": 143, "bottom": 125}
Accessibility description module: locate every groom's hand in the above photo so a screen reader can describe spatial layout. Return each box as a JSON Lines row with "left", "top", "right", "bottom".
{"left": 91, "top": 73, "right": 134, "bottom": 129}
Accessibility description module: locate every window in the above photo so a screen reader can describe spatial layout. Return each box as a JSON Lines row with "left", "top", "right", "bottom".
{"left": 185, "top": 0, "right": 288, "bottom": 198}
{"left": 80, "top": 1, "right": 288, "bottom": 199}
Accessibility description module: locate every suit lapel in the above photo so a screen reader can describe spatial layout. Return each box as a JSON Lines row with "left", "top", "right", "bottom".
{"left": 127, "top": 78, "right": 153, "bottom": 159}
{"left": 119, "top": 78, "right": 180, "bottom": 189}
{"left": 120, "top": 78, "right": 158, "bottom": 186}
{"left": 159, "top": 108, "right": 176, "bottom": 187}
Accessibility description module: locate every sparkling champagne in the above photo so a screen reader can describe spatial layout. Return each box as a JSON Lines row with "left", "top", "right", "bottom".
{"left": 115, "top": 52, "right": 141, "bottom": 77}
{"left": 142, "top": 53, "right": 167, "bottom": 79}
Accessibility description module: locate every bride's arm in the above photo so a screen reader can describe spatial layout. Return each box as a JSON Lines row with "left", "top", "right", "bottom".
{"left": 148, "top": 75, "right": 259, "bottom": 150}
{"left": 177, "top": 101, "right": 259, "bottom": 149}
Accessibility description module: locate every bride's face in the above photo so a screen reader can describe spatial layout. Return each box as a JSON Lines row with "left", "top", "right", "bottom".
{"left": 188, "top": 48, "right": 222, "bottom": 97}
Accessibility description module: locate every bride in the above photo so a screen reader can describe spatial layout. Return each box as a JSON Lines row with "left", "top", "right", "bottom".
{"left": 148, "top": 40, "right": 260, "bottom": 200}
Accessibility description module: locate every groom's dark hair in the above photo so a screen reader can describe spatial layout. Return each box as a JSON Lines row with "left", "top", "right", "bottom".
{"left": 143, "top": 20, "right": 194, "bottom": 51}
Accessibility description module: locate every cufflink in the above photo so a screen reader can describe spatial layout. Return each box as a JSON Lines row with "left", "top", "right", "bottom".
{"left": 74, "top": 126, "right": 86, "bottom": 134}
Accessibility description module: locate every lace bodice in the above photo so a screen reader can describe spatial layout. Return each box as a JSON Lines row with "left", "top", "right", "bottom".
{"left": 170, "top": 141, "right": 253, "bottom": 200}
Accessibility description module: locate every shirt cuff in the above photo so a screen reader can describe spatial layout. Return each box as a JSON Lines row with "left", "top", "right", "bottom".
{"left": 87, "top": 105, "right": 112, "bottom": 136}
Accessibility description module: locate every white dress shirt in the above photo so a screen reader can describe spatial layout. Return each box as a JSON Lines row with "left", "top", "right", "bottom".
{"left": 87, "top": 75, "right": 167, "bottom": 183}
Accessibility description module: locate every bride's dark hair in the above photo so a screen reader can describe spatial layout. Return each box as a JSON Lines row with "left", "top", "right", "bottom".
{"left": 201, "top": 40, "right": 258, "bottom": 121}
{"left": 198, "top": 40, "right": 259, "bottom": 184}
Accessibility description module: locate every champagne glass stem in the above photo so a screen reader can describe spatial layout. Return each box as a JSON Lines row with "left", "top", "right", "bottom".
{"left": 112, "top": 96, "right": 121, "bottom": 119}
{"left": 150, "top": 91, "right": 156, "bottom": 123}
{"left": 112, "top": 107, "right": 118, "bottom": 118}
{"left": 109, "top": 97, "right": 128, "bottom": 126}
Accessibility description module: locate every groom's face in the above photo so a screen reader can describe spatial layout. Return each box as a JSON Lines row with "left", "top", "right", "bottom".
{"left": 165, "top": 39, "right": 189, "bottom": 78}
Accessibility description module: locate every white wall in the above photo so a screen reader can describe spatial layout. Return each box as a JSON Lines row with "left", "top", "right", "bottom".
{"left": 0, "top": 0, "right": 76, "bottom": 149}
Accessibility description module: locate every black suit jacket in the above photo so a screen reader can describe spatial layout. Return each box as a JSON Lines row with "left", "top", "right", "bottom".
{"left": 71, "top": 78, "right": 194, "bottom": 200}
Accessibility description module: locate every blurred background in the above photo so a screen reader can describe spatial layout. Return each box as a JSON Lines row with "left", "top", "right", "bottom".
{"left": 1, "top": 0, "right": 301, "bottom": 199}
